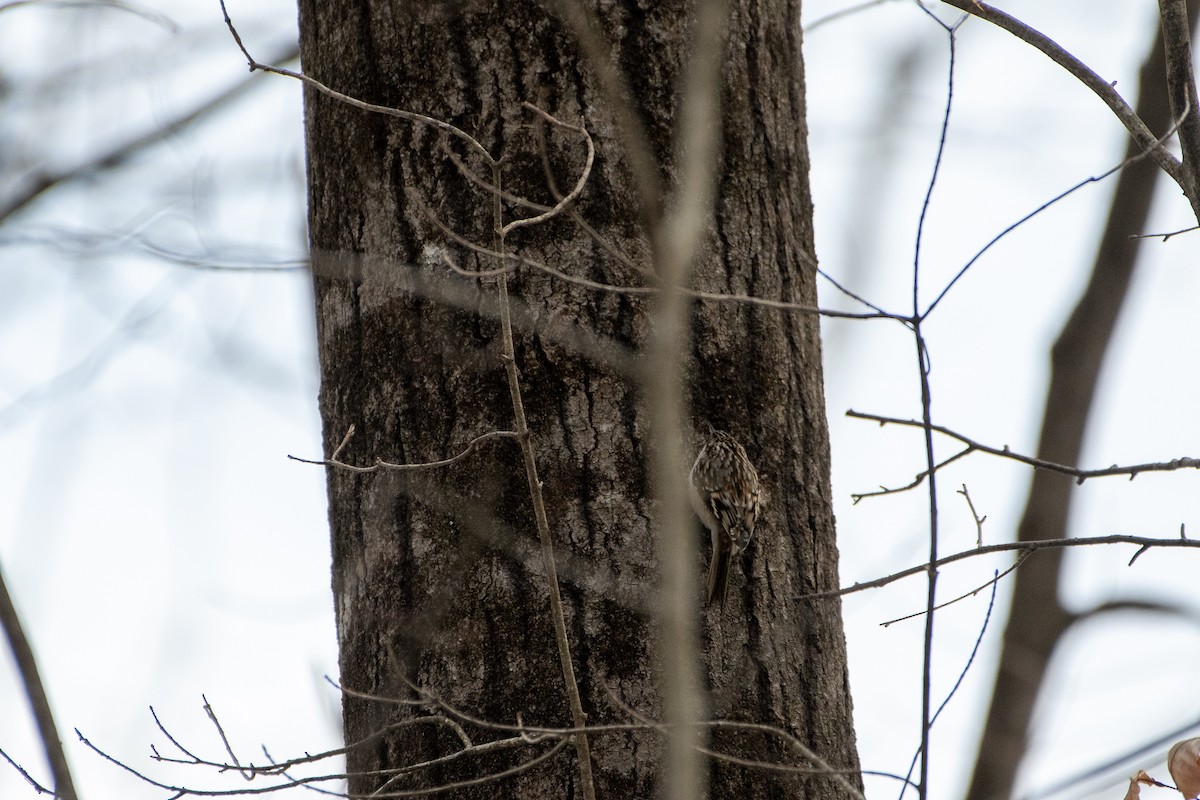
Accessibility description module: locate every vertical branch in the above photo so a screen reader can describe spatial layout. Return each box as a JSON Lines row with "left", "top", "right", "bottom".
{"left": 647, "top": 250, "right": 702, "bottom": 800}
{"left": 1158, "top": 0, "right": 1200, "bottom": 218}
{"left": 0, "top": 559, "right": 79, "bottom": 800}
{"left": 489, "top": 163, "right": 597, "bottom": 800}
{"left": 647, "top": 1, "right": 730, "bottom": 798}
{"left": 912, "top": 324, "right": 939, "bottom": 800}
{"left": 909, "top": 10, "right": 964, "bottom": 799}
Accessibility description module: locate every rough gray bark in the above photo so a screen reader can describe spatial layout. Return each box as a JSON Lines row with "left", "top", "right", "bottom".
{"left": 296, "top": 1, "right": 859, "bottom": 796}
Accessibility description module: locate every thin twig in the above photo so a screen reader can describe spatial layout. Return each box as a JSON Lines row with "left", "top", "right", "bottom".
{"left": 367, "top": 741, "right": 570, "bottom": 798}
{"left": 79, "top": 727, "right": 349, "bottom": 797}
{"left": 922, "top": 107, "right": 1192, "bottom": 317}
{"left": 202, "top": 696, "right": 251, "bottom": 781}
{"left": 151, "top": 705, "right": 208, "bottom": 763}
{"left": 488, "top": 139, "right": 598, "bottom": 798}
{"left": 1131, "top": 223, "right": 1200, "bottom": 241}
{"left": 802, "top": 534, "right": 1200, "bottom": 601}
{"left": 501, "top": 103, "right": 594, "bottom": 234}
{"left": 150, "top": 702, "right": 464, "bottom": 775}
{"left": 847, "top": 409, "right": 1200, "bottom": 487}
{"left": 287, "top": 429, "right": 520, "bottom": 474}
{"left": 818, "top": 267, "right": 902, "bottom": 319}
{"left": 532, "top": 103, "right": 655, "bottom": 282}
{"left": 82, "top": 720, "right": 565, "bottom": 799}
{"left": 419, "top": 190, "right": 901, "bottom": 321}
{"left": 906, "top": 10, "right": 965, "bottom": 797}
{"left": 957, "top": 484, "right": 987, "bottom": 547}
{"left": 897, "top": 571, "right": 1000, "bottom": 792}
{"left": 880, "top": 554, "right": 1028, "bottom": 626}
{"left": 0, "top": 746, "right": 53, "bottom": 794}
{"left": 219, "top": 0, "right": 493, "bottom": 165}
{"left": 605, "top": 685, "right": 869, "bottom": 799}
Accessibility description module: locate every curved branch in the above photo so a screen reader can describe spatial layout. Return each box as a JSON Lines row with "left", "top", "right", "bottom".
{"left": 1070, "top": 598, "right": 1198, "bottom": 627}
{"left": 218, "top": 1, "right": 493, "bottom": 165}
{"left": 938, "top": 0, "right": 1185, "bottom": 189}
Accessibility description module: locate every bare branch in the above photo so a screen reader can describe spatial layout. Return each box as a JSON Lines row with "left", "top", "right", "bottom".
{"left": 881, "top": 555, "right": 1028, "bottom": 626}
{"left": 937, "top": 0, "right": 1184, "bottom": 187}
{"left": 483, "top": 102, "right": 598, "bottom": 793}
{"left": 1070, "top": 597, "right": 1198, "bottom": 626}
{"left": 965, "top": 3, "right": 1196, "bottom": 786}
{"left": 643, "top": 1, "right": 733, "bottom": 797}
{"left": 0, "top": 558, "right": 78, "bottom": 800}
{"left": 605, "top": 686, "right": 869, "bottom": 800}
{"left": 923, "top": 107, "right": 1193, "bottom": 317}
{"left": 687, "top": 286, "right": 903, "bottom": 321}
{"left": 368, "top": 739, "right": 570, "bottom": 799}
{"left": 442, "top": 147, "right": 549, "bottom": 214}
{"left": 531, "top": 101, "right": 655, "bottom": 282}
{"left": 803, "top": 534, "right": 1200, "bottom": 601}
{"left": 202, "top": 696, "right": 252, "bottom": 781}
{"left": 904, "top": 15, "right": 963, "bottom": 795}
{"left": 850, "top": 443, "right": 973, "bottom": 503}
{"left": 218, "top": 1, "right": 493, "bottom": 165}
{"left": 334, "top": 676, "right": 899, "bottom": 796}
{"left": 414, "top": 176, "right": 903, "bottom": 323}
{"left": 847, "top": 409, "right": 1200, "bottom": 487}
{"left": 897, "top": 570, "right": 1001, "bottom": 794}
{"left": 79, "top": 726, "right": 350, "bottom": 797}
{"left": 958, "top": 484, "right": 987, "bottom": 547}
{"left": 501, "top": 104, "right": 594, "bottom": 234}
{"left": 1131, "top": 222, "right": 1200, "bottom": 241}
{"left": 88, "top": 696, "right": 579, "bottom": 800}
{"left": 0, "top": 746, "right": 53, "bottom": 795}
{"left": 288, "top": 429, "right": 520, "bottom": 474}
{"left": 1159, "top": 0, "right": 1200, "bottom": 215}
{"left": 817, "top": 266, "right": 902, "bottom": 319}
{"left": 151, "top": 705, "right": 209, "bottom": 765}
{"left": 0, "top": 42, "right": 300, "bottom": 224}
{"left": 438, "top": 222, "right": 898, "bottom": 320}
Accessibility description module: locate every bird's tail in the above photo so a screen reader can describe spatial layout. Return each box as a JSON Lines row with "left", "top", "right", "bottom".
{"left": 706, "top": 535, "right": 732, "bottom": 607}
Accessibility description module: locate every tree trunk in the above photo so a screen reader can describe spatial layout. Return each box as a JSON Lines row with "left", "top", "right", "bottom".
{"left": 296, "top": 1, "right": 859, "bottom": 796}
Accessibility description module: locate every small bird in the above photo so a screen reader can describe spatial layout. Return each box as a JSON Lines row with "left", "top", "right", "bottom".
{"left": 689, "top": 428, "right": 761, "bottom": 607}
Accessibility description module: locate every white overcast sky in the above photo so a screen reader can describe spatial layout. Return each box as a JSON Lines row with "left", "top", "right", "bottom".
{"left": 1, "top": 1, "right": 1197, "bottom": 799}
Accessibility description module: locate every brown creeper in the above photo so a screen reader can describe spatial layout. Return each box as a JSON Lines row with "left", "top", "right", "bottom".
{"left": 689, "top": 429, "right": 761, "bottom": 607}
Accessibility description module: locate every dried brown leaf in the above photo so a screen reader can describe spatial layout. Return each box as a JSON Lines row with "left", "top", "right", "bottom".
{"left": 1168, "top": 738, "right": 1200, "bottom": 799}
{"left": 1126, "top": 771, "right": 1149, "bottom": 800}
